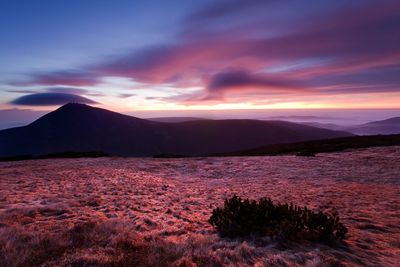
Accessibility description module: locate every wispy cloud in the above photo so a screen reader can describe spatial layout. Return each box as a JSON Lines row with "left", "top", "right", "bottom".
{"left": 11, "top": 70, "right": 99, "bottom": 87}
{"left": 7, "top": 86, "right": 104, "bottom": 97}
{"left": 118, "top": 93, "right": 135, "bottom": 98}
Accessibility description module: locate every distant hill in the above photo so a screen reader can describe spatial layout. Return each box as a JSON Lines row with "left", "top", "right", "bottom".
{"left": 347, "top": 117, "right": 400, "bottom": 135}
{"left": 0, "top": 109, "right": 47, "bottom": 130}
{"left": 215, "top": 134, "right": 400, "bottom": 157}
{"left": 299, "top": 117, "right": 400, "bottom": 136}
{"left": 0, "top": 103, "right": 352, "bottom": 157}
{"left": 148, "top": 117, "right": 206, "bottom": 123}
{"left": 300, "top": 122, "right": 347, "bottom": 131}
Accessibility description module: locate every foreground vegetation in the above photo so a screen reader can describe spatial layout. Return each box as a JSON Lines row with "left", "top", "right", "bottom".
{"left": 1, "top": 147, "right": 399, "bottom": 266}
{"left": 0, "top": 220, "right": 225, "bottom": 267}
{"left": 209, "top": 195, "right": 347, "bottom": 241}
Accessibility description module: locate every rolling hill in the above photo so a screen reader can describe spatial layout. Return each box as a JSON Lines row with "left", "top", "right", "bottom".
{"left": 148, "top": 117, "right": 206, "bottom": 123}
{"left": 347, "top": 117, "right": 400, "bottom": 135}
{"left": 0, "top": 103, "right": 352, "bottom": 157}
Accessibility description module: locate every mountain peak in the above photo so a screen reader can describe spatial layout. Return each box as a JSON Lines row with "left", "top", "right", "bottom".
{"left": 51, "top": 103, "right": 118, "bottom": 117}
{"left": 30, "top": 102, "right": 146, "bottom": 128}
{"left": 39, "top": 103, "right": 96, "bottom": 118}
{"left": 29, "top": 103, "right": 116, "bottom": 128}
{"left": 57, "top": 102, "right": 93, "bottom": 111}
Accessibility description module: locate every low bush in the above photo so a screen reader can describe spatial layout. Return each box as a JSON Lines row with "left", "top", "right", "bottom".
{"left": 209, "top": 195, "right": 347, "bottom": 241}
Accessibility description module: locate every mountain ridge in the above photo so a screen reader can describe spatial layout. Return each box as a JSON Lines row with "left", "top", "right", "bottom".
{"left": 0, "top": 103, "right": 353, "bottom": 157}
{"left": 347, "top": 116, "right": 400, "bottom": 135}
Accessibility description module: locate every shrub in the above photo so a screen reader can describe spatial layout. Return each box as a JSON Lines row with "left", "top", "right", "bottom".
{"left": 209, "top": 195, "right": 347, "bottom": 241}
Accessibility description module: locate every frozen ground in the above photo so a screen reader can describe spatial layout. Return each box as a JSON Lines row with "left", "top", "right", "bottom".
{"left": 0, "top": 146, "right": 399, "bottom": 266}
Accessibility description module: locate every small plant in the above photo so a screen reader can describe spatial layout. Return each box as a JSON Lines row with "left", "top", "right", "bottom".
{"left": 209, "top": 195, "right": 347, "bottom": 241}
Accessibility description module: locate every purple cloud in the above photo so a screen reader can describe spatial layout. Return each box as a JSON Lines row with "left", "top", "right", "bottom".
{"left": 205, "top": 69, "right": 305, "bottom": 99}
{"left": 118, "top": 93, "right": 135, "bottom": 98}
{"left": 10, "top": 93, "right": 97, "bottom": 106}
{"left": 208, "top": 69, "right": 302, "bottom": 91}
{"left": 8, "top": 87, "right": 104, "bottom": 97}
{"left": 12, "top": 70, "right": 99, "bottom": 87}
{"left": 47, "top": 87, "right": 85, "bottom": 94}
{"left": 99, "top": 0, "right": 400, "bottom": 94}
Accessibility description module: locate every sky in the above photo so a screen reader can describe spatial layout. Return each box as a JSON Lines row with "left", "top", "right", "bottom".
{"left": 0, "top": 0, "right": 400, "bottom": 127}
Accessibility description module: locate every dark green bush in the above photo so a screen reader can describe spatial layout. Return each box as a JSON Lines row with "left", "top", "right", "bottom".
{"left": 209, "top": 195, "right": 347, "bottom": 241}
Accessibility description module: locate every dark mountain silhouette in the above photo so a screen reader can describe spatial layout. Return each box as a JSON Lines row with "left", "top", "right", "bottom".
{"left": 0, "top": 103, "right": 352, "bottom": 157}
{"left": 347, "top": 117, "right": 400, "bottom": 135}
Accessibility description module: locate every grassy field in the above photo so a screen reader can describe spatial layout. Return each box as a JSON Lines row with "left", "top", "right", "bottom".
{"left": 0, "top": 146, "right": 399, "bottom": 266}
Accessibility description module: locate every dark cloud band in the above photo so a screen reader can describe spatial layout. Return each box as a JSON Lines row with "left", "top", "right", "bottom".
{"left": 10, "top": 93, "right": 97, "bottom": 106}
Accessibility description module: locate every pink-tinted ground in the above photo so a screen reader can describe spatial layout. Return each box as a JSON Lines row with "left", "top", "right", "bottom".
{"left": 0, "top": 147, "right": 399, "bottom": 266}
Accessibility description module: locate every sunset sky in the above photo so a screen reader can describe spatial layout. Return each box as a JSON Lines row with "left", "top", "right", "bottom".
{"left": 1, "top": 0, "right": 400, "bottom": 126}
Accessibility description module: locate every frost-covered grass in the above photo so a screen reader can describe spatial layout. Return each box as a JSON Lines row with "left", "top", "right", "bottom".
{"left": 0, "top": 146, "right": 399, "bottom": 266}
